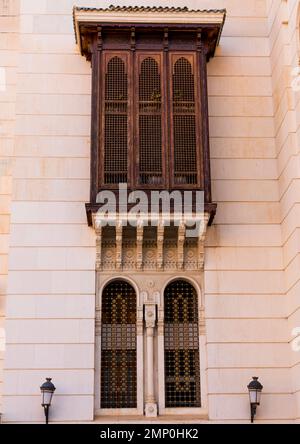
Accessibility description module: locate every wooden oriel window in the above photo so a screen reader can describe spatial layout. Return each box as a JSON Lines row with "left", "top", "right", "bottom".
{"left": 74, "top": 8, "right": 226, "bottom": 225}
{"left": 99, "top": 50, "right": 202, "bottom": 190}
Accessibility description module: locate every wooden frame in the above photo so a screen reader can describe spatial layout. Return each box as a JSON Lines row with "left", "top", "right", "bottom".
{"left": 81, "top": 24, "right": 220, "bottom": 225}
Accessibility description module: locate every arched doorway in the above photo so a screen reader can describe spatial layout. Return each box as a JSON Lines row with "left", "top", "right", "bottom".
{"left": 101, "top": 280, "right": 137, "bottom": 408}
{"left": 164, "top": 280, "right": 201, "bottom": 407}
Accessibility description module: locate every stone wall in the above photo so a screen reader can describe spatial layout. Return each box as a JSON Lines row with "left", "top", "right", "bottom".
{"left": 1, "top": 0, "right": 299, "bottom": 423}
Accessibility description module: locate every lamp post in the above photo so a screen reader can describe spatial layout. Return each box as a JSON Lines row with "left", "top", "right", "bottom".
{"left": 247, "top": 376, "right": 263, "bottom": 423}
{"left": 40, "top": 378, "right": 56, "bottom": 424}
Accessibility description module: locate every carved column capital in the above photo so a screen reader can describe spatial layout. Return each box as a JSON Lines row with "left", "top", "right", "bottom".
{"left": 144, "top": 304, "right": 156, "bottom": 329}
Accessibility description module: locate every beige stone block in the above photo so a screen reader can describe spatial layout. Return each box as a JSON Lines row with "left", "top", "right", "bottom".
{"left": 0, "top": 34, "right": 18, "bottom": 51}
{"left": 17, "top": 73, "right": 91, "bottom": 94}
{"left": 206, "top": 319, "right": 288, "bottom": 343}
{"left": 0, "top": 0, "right": 19, "bottom": 15}
{"left": 208, "top": 76, "right": 272, "bottom": 96}
{"left": 280, "top": 179, "right": 300, "bottom": 220}
{"left": 20, "top": 35, "right": 78, "bottom": 54}
{"left": 214, "top": 202, "right": 280, "bottom": 224}
{"left": 208, "top": 96, "right": 273, "bottom": 117}
{"left": 6, "top": 294, "right": 94, "bottom": 319}
{"left": 209, "top": 394, "right": 295, "bottom": 420}
{"left": 0, "top": 138, "right": 14, "bottom": 158}
{"left": 210, "top": 137, "right": 276, "bottom": 158}
{"left": 206, "top": 294, "right": 286, "bottom": 319}
{"left": 208, "top": 56, "right": 271, "bottom": 76}
{"left": 0, "top": 255, "right": 7, "bottom": 274}
{"left": 45, "top": 0, "right": 267, "bottom": 17}
{"left": 0, "top": 215, "right": 10, "bottom": 234}
{"left": 3, "top": 369, "right": 94, "bottom": 395}
{"left": 212, "top": 180, "right": 279, "bottom": 202}
{"left": 0, "top": 274, "right": 7, "bottom": 295}
{"left": 283, "top": 228, "right": 300, "bottom": 267}
{"left": 207, "top": 343, "right": 290, "bottom": 367}
{"left": 13, "top": 158, "right": 90, "bottom": 179}
{"left": 10, "top": 202, "right": 86, "bottom": 224}
{"left": 287, "top": 280, "right": 300, "bottom": 317}
{"left": 279, "top": 155, "right": 300, "bottom": 199}
{"left": 17, "top": 93, "right": 91, "bottom": 115}
{"left": 19, "top": 0, "right": 47, "bottom": 14}
{"left": 275, "top": 112, "right": 297, "bottom": 153}
{"left": 3, "top": 395, "right": 94, "bottom": 422}
{"left": 210, "top": 117, "right": 274, "bottom": 138}
{"left": 205, "top": 224, "right": 282, "bottom": 247}
{"left": 0, "top": 120, "right": 16, "bottom": 137}
{"left": 205, "top": 247, "right": 283, "bottom": 270}
{"left": 7, "top": 270, "right": 95, "bottom": 294}
{"left": 285, "top": 254, "right": 300, "bottom": 292}
{"left": 208, "top": 368, "right": 292, "bottom": 394}
{"left": 282, "top": 204, "right": 300, "bottom": 243}
{"left": 16, "top": 115, "right": 90, "bottom": 137}
{"left": 0, "top": 234, "right": 9, "bottom": 253}
{"left": 10, "top": 224, "right": 95, "bottom": 247}
{"left": 0, "top": 295, "right": 6, "bottom": 316}
{"left": 211, "top": 159, "right": 278, "bottom": 180}
{"left": 6, "top": 319, "right": 94, "bottom": 344}
{"left": 277, "top": 134, "right": 297, "bottom": 177}
{"left": 4, "top": 343, "right": 94, "bottom": 368}
{"left": 0, "top": 102, "right": 15, "bottom": 120}
{"left": 216, "top": 37, "right": 270, "bottom": 57}
{"left": 13, "top": 179, "right": 89, "bottom": 202}
{"left": 205, "top": 270, "right": 285, "bottom": 294}
{"left": 32, "top": 14, "right": 74, "bottom": 34}
{"left": 0, "top": 17, "right": 18, "bottom": 33}
{"left": 14, "top": 135, "right": 90, "bottom": 158}
{"left": 222, "top": 17, "right": 268, "bottom": 37}
{"left": 8, "top": 246, "right": 95, "bottom": 270}
{"left": 0, "top": 51, "right": 17, "bottom": 67}
{"left": 0, "top": 195, "right": 10, "bottom": 213}
{"left": 291, "top": 364, "right": 300, "bottom": 393}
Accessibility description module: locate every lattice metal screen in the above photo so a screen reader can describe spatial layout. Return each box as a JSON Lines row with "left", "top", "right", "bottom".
{"left": 172, "top": 58, "right": 197, "bottom": 185}
{"left": 164, "top": 280, "right": 201, "bottom": 407}
{"left": 104, "top": 56, "right": 128, "bottom": 184}
{"left": 138, "top": 57, "right": 162, "bottom": 185}
{"left": 101, "top": 281, "right": 137, "bottom": 408}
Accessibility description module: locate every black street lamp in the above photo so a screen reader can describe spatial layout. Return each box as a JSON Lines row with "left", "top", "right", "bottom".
{"left": 247, "top": 376, "right": 263, "bottom": 423}
{"left": 40, "top": 378, "right": 56, "bottom": 424}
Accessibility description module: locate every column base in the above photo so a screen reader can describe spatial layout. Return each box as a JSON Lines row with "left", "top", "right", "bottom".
{"left": 145, "top": 402, "right": 158, "bottom": 417}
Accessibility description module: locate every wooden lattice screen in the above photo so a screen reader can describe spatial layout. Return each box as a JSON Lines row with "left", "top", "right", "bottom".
{"left": 164, "top": 280, "right": 201, "bottom": 407}
{"left": 172, "top": 57, "right": 198, "bottom": 185}
{"left": 104, "top": 56, "right": 128, "bottom": 184}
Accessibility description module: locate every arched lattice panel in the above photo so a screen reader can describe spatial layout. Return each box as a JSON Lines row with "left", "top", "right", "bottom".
{"left": 138, "top": 55, "right": 163, "bottom": 186}
{"left": 164, "top": 280, "right": 201, "bottom": 407}
{"left": 103, "top": 55, "right": 128, "bottom": 184}
{"left": 101, "top": 280, "right": 137, "bottom": 408}
{"left": 172, "top": 56, "right": 198, "bottom": 186}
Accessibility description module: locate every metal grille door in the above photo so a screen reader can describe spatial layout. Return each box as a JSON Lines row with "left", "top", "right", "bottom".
{"left": 164, "top": 280, "right": 201, "bottom": 407}
{"left": 101, "top": 281, "right": 137, "bottom": 408}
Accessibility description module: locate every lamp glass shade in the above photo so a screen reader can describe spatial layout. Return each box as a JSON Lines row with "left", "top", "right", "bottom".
{"left": 247, "top": 377, "right": 263, "bottom": 405}
{"left": 249, "top": 388, "right": 259, "bottom": 404}
{"left": 41, "top": 390, "right": 53, "bottom": 407}
{"left": 40, "top": 378, "right": 56, "bottom": 406}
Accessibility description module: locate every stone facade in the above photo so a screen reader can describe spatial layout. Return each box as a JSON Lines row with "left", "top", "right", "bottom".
{"left": 0, "top": 0, "right": 300, "bottom": 423}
